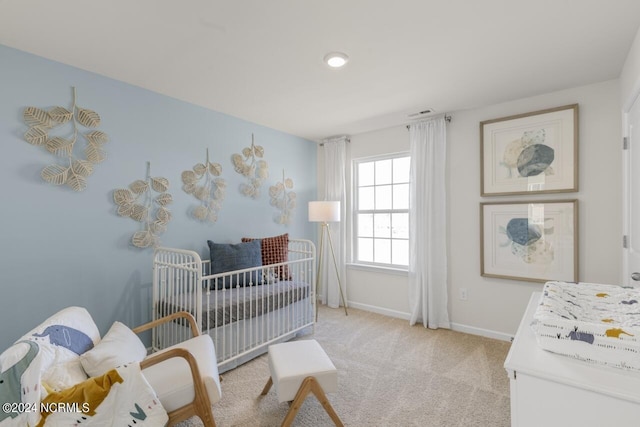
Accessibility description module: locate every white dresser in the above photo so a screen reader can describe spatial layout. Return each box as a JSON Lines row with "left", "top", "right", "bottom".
{"left": 504, "top": 292, "right": 640, "bottom": 427}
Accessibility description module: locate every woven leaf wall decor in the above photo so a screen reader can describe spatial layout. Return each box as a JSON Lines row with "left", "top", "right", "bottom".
{"left": 269, "top": 169, "right": 296, "bottom": 225}
{"left": 22, "top": 87, "right": 107, "bottom": 191}
{"left": 113, "top": 162, "right": 173, "bottom": 248}
{"left": 182, "top": 149, "right": 227, "bottom": 223}
{"left": 232, "top": 133, "right": 268, "bottom": 198}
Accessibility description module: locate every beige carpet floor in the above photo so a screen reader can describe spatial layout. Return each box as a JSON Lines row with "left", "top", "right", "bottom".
{"left": 179, "top": 305, "right": 512, "bottom": 427}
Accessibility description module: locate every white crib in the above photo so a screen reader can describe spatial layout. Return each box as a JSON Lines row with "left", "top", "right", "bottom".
{"left": 151, "top": 239, "right": 316, "bottom": 373}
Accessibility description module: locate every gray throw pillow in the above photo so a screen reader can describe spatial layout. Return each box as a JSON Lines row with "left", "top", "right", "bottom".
{"left": 207, "top": 240, "right": 262, "bottom": 289}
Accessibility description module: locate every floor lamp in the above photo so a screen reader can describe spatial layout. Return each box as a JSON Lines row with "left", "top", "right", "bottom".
{"left": 309, "top": 201, "right": 348, "bottom": 317}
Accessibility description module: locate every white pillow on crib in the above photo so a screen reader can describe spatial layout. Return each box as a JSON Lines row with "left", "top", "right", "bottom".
{"left": 80, "top": 321, "right": 147, "bottom": 377}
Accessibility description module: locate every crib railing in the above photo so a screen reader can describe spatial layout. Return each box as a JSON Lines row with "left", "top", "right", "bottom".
{"left": 151, "top": 239, "right": 316, "bottom": 370}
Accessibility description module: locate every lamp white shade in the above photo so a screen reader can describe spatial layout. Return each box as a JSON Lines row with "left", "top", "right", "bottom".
{"left": 308, "top": 201, "right": 341, "bottom": 222}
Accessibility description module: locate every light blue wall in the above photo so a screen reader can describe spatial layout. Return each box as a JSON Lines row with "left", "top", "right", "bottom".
{"left": 0, "top": 45, "right": 317, "bottom": 350}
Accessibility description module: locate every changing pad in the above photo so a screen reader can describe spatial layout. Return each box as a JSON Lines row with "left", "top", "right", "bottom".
{"left": 531, "top": 281, "right": 640, "bottom": 371}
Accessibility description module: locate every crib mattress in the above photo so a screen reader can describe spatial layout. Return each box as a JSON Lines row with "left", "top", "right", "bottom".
{"left": 531, "top": 281, "right": 640, "bottom": 371}
{"left": 159, "top": 280, "right": 310, "bottom": 330}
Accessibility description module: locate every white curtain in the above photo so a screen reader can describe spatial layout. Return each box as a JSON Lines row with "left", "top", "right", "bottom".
{"left": 408, "top": 116, "right": 450, "bottom": 329}
{"left": 321, "top": 136, "right": 347, "bottom": 308}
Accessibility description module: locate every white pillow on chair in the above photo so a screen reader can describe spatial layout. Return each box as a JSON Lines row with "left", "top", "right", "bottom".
{"left": 80, "top": 321, "right": 147, "bottom": 377}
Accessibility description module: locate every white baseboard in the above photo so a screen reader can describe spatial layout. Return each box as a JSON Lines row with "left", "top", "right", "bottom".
{"left": 347, "top": 301, "right": 513, "bottom": 342}
{"left": 346, "top": 301, "right": 411, "bottom": 321}
{"left": 450, "top": 322, "right": 513, "bottom": 342}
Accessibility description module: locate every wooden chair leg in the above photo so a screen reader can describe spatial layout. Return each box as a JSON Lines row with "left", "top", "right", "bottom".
{"left": 194, "top": 375, "right": 216, "bottom": 427}
{"left": 281, "top": 376, "right": 343, "bottom": 427}
{"left": 197, "top": 399, "right": 217, "bottom": 427}
{"left": 261, "top": 377, "right": 273, "bottom": 396}
{"left": 166, "top": 394, "right": 217, "bottom": 427}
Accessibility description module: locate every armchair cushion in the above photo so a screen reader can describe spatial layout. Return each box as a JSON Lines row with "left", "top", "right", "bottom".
{"left": 141, "top": 334, "right": 221, "bottom": 413}
{"left": 80, "top": 321, "right": 148, "bottom": 377}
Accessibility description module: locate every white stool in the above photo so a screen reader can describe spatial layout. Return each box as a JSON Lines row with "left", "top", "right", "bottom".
{"left": 260, "top": 339, "right": 343, "bottom": 427}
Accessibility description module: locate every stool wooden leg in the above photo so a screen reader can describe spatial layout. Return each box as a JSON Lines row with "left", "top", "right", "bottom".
{"left": 261, "top": 377, "right": 273, "bottom": 396}
{"left": 281, "top": 377, "right": 312, "bottom": 427}
{"left": 281, "top": 376, "right": 343, "bottom": 427}
{"left": 308, "top": 378, "right": 343, "bottom": 427}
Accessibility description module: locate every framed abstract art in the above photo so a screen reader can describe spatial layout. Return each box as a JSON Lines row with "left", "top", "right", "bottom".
{"left": 480, "top": 200, "right": 578, "bottom": 283}
{"left": 480, "top": 104, "right": 578, "bottom": 196}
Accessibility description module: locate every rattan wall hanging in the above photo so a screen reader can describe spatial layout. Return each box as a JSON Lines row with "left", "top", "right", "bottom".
{"left": 22, "top": 87, "right": 107, "bottom": 191}
{"left": 181, "top": 149, "right": 227, "bottom": 223}
{"left": 232, "top": 133, "right": 268, "bottom": 198}
{"left": 113, "top": 162, "right": 173, "bottom": 248}
{"left": 269, "top": 169, "right": 297, "bottom": 225}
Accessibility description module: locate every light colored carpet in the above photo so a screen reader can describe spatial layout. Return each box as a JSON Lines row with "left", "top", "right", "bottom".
{"left": 179, "top": 305, "right": 512, "bottom": 426}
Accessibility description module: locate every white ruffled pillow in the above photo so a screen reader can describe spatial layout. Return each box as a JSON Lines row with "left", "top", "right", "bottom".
{"left": 80, "top": 321, "right": 147, "bottom": 377}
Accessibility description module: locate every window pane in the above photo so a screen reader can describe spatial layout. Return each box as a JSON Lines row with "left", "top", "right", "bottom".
{"left": 359, "top": 187, "right": 374, "bottom": 210}
{"left": 374, "top": 239, "right": 391, "bottom": 264}
{"left": 358, "top": 162, "right": 375, "bottom": 186}
{"left": 393, "top": 157, "right": 410, "bottom": 183}
{"left": 391, "top": 213, "right": 409, "bottom": 238}
{"left": 353, "top": 154, "right": 410, "bottom": 269}
{"left": 375, "top": 185, "right": 392, "bottom": 209}
{"left": 374, "top": 213, "right": 391, "bottom": 238}
{"left": 375, "top": 159, "right": 392, "bottom": 185}
{"left": 358, "top": 238, "right": 373, "bottom": 262}
{"left": 358, "top": 213, "right": 374, "bottom": 237}
{"left": 392, "top": 239, "right": 409, "bottom": 266}
{"left": 393, "top": 183, "right": 409, "bottom": 209}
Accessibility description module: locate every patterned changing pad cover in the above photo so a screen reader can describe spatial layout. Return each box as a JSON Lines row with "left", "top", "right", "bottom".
{"left": 531, "top": 281, "right": 640, "bottom": 371}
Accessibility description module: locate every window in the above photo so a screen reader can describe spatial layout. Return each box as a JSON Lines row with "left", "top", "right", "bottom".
{"left": 353, "top": 154, "right": 410, "bottom": 268}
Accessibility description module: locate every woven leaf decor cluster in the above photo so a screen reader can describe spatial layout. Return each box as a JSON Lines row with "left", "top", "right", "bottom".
{"left": 269, "top": 169, "right": 297, "bottom": 225}
{"left": 182, "top": 149, "right": 227, "bottom": 222}
{"left": 23, "top": 87, "right": 107, "bottom": 191}
{"left": 232, "top": 134, "right": 269, "bottom": 198}
{"left": 113, "top": 163, "right": 172, "bottom": 248}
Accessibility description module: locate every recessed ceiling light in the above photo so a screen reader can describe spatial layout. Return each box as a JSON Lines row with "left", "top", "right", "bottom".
{"left": 324, "top": 52, "right": 349, "bottom": 68}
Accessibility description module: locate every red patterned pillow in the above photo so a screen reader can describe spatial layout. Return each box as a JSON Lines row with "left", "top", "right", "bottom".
{"left": 241, "top": 233, "right": 290, "bottom": 279}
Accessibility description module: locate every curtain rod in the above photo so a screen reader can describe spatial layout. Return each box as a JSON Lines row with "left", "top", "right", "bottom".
{"left": 406, "top": 114, "right": 452, "bottom": 130}
{"left": 319, "top": 137, "right": 351, "bottom": 146}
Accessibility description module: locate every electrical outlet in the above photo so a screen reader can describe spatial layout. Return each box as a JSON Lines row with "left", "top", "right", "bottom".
{"left": 459, "top": 288, "right": 468, "bottom": 301}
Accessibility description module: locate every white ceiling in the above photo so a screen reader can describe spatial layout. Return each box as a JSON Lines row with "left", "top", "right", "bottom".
{"left": 2, "top": 0, "right": 640, "bottom": 141}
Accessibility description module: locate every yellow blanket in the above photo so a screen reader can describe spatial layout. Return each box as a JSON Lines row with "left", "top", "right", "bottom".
{"left": 37, "top": 369, "right": 123, "bottom": 426}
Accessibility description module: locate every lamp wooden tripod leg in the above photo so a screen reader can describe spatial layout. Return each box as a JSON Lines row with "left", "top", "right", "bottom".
{"left": 316, "top": 222, "right": 348, "bottom": 319}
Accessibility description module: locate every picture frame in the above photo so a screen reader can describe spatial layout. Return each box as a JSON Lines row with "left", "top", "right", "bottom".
{"left": 480, "top": 104, "right": 578, "bottom": 196}
{"left": 480, "top": 199, "right": 578, "bottom": 283}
